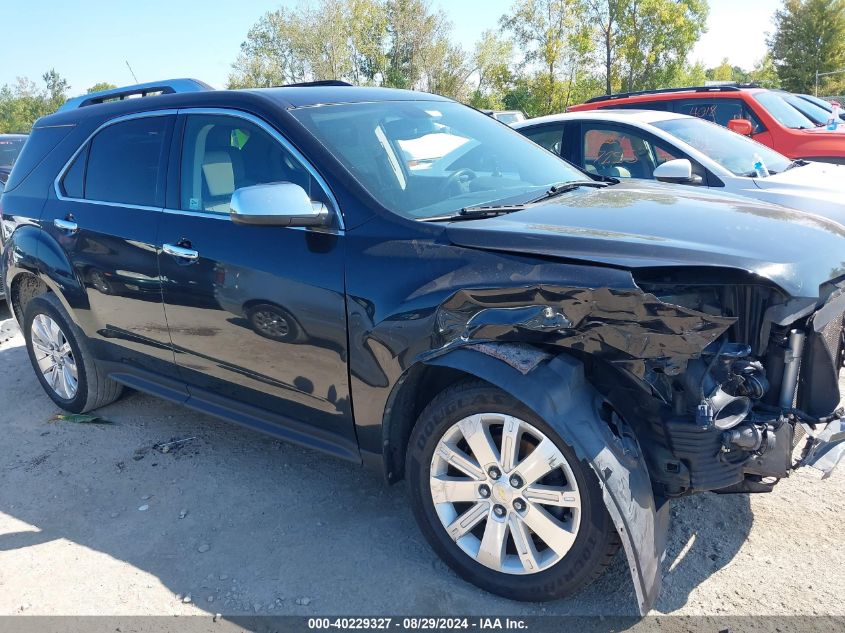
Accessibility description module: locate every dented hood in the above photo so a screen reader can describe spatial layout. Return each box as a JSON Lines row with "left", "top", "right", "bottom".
{"left": 446, "top": 181, "right": 845, "bottom": 299}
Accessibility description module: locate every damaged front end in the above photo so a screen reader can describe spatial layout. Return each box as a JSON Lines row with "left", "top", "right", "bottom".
{"left": 633, "top": 270, "right": 845, "bottom": 490}
{"left": 418, "top": 268, "right": 845, "bottom": 613}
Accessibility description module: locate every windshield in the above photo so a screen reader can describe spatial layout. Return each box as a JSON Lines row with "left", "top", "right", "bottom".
{"left": 0, "top": 136, "right": 26, "bottom": 167}
{"left": 653, "top": 117, "right": 792, "bottom": 177}
{"left": 290, "top": 101, "right": 586, "bottom": 219}
{"left": 754, "top": 92, "right": 816, "bottom": 129}
{"left": 799, "top": 94, "right": 834, "bottom": 112}
{"left": 781, "top": 93, "right": 830, "bottom": 125}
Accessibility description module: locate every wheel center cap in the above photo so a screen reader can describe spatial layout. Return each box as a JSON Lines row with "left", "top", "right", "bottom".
{"left": 491, "top": 481, "right": 514, "bottom": 505}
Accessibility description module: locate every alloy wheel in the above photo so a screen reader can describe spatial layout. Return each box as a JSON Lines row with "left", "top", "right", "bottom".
{"left": 429, "top": 413, "right": 582, "bottom": 575}
{"left": 252, "top": 309, "right": 290, "bottom": 339}
{"left": 30, "top": 314, "right": 79, "bottom": 399}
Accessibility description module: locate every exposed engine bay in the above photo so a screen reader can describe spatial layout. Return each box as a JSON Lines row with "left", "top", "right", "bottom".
{"left": 632, "top": 271, "right": 845, "bottom": 495}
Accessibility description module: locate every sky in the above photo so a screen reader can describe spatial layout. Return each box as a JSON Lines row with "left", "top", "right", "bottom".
{"left": 1, "top": 0, "right": 779, "bottom": 95}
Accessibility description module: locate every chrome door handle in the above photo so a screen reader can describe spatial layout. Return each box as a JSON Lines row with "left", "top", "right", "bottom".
{"left": 163, "top": 243, "right": 199, "bottom": 260}
{"left": 54, "top": 218, "right": 78, "bottom": 233}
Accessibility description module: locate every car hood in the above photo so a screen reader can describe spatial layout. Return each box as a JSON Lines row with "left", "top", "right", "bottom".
{"left": 802, "top": 125, "right": 845, "bottom": 135}
{"left": 445, "top": 181, "right": 845, "bottom": 299}
{"left": 751, "top": 161, "right": 845, "bottom": 221}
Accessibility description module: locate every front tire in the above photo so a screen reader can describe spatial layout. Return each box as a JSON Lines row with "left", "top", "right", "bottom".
{"left": 407, "top": 380, "right": 619, "bottom": 601}
{"left": 23, "top": 293, "right": 123, "bottom": 413}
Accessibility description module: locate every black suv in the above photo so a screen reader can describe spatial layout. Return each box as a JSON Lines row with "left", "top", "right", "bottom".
{"left": 2, "top": 79, "right": 845, "bottom": 613}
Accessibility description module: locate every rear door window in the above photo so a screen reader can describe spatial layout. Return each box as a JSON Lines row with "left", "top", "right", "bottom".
{"left": 84, "top": 116, "right": 171, "bottom": 207}
{"left": 673, "top": 99, "right": 765, "bottom": 134}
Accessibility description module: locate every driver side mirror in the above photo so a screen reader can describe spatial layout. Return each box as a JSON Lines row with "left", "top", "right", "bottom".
{"left": 230, "top": 182, "right": 330, "bottom": 227}
{"left": 653, "top": 159, "right": 703, "bottom": 185}
{"left": 727, "top": 118, "right": 754, "bottom": 136}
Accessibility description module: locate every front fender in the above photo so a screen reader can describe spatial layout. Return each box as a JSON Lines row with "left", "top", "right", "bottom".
{"left": 425, "top": 345, "right": 668, "bottom": 615}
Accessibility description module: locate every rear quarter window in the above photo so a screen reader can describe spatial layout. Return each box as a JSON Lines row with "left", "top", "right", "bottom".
{"left": 3, "top": 126, "right": 73, "bottom": 192}
{"left": 60, "top": 146, "right": 87, "bottom": 198}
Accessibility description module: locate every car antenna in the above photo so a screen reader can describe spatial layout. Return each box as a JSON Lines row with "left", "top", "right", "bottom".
{"left": 125, "top": 60, "right": 139, "bottom": 83}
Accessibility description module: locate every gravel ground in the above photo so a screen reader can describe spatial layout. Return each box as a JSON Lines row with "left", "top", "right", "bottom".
{"left": 0, "top": 302, "right": 843, "bottom": 618}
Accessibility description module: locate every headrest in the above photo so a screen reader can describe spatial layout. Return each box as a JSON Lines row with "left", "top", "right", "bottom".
{"left": 598, "top": 140, "right": 623, "bottom": 164}
{"left": 201, "top": 150, "right": 234, "bottom": 197}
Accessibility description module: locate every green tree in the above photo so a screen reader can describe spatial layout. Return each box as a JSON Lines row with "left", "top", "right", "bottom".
{"left": 469, "top": 30, "right": 514, "bottom": 108}
{"left": 228, "top": 0, "right": 470, "bottom": 99}
{"left": 587, "top": 0, "right": 628, "bottom": 95}
{"left": 768, "top": 0, "right": 845, "bottom": 93}
{"left": 87, "top": 82, "right": 118, "bottom": 94}
{"left": 749, "top": 53, "right": 781, "bottom": 88}
{"left": 708, "top": 57, "right": 734, "bottom": 82}
{"left": 668, "top": 61, "right": 707, "bottom": 87}
{"left": 0, "top": 70, "right": 71, "bottom": 133}
{"left": 617, "top": 0, "right": 709, "bottom": 92}
{"left": 500, "top": 0, "right": 594, "bottom": 115}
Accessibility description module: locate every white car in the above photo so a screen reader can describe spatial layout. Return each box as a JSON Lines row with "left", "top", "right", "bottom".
{"left": 514, "top": 109, "right": 845, "bottom": 223}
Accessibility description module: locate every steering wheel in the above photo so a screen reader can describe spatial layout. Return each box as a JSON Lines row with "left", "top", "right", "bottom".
{"left": 440, "top": 168, "right": 478, "bottom": 195}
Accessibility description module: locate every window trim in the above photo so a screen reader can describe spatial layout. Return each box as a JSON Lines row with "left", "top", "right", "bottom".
{"left": 54, "top": 107, "right": 344, "bottom": 230}
{"left": 170, "top": 107, "right": 343, "bottom": 229}
{"left": 53, "top": 109, "right": 178, "bottom": 211}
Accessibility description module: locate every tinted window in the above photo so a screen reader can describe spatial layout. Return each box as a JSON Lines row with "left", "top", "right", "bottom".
{"left": 180, "top": 114, "right": 330, "bottom": 214}
{"left": 754, "top": 92, "right": 816, "bottom": 129}
{"left": 521, "top": 126, "right": 564, "bottom": 155}
{"left": 4, "top": 127, "right": 70, "bottom": 192}
{"left": 85, "top": 116, "right": 169, "bottom": 206}
{"left": 0, "top": 136, "right": 26, "bottom": 166}
{"left": 781, "top": 93, "right": 829, "bottom": 125}
{"left": 61, "top": 145, "right": 87, "bottom": 198}
{"left": 581, "top": 124, "right": 688, "bottom": 180}
{"left": 673, "top": 99, "right": 765, "bottom": 134}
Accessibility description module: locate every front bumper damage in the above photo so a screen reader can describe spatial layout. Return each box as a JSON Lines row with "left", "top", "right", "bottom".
{"left": 797, "top": 418, "right": 845, "bottom": 478}
{"left": 415, "top": 274, "right": 845, "bottom": 614}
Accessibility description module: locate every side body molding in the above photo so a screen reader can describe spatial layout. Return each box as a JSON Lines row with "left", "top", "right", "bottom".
{"left": 425, "top": 346, "right": 669, "bottom": 615}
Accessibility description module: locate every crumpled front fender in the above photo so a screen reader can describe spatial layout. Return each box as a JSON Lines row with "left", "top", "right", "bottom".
{"left": 425, "top": 345, "right": 669, "bottom": 615}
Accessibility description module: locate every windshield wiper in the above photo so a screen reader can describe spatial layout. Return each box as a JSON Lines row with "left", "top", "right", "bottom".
{"left": 419, "top": 204, "right": 527, "bottom": 222}
{"left": 419, "top": 180, "right": 611, "bottom": 223}
{"left": 528, "top": 180, "right": 609, "bottom": 203}
{"left": 783, "top": 160, "right": 806, "bottom": 171}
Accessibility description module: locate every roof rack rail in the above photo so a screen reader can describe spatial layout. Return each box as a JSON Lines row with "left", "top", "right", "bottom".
{"left": 279, "top": 80, "right": 353, "bottom": 88}
{"left": 584, "top": 84, "right": 761, "bottom": 104}
{"left": 58, "top": 78, "right": 213, "bottom": 112}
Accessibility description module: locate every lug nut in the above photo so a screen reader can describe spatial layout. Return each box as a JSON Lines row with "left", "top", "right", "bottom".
{"left": 513, "top": 498, "right": 526, "bottom": 512}
{"left": 488, "top": 466, "right": 502, "bottom": 480}
{"left": 493, "top": 504, "right": 506, "bottom": 517}
{"left": 478, "top": 484, "right": 491, "bottom": 499}
{"left": 509, "top": 474, "right": 523, "bottom": 488}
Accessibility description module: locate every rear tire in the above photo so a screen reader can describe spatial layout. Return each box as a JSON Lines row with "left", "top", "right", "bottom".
{"left": 23, "top": 293, "right": 123, "bottom": 413}
{"left": 406, "top": 380, "right": 620, "bottom": 601}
